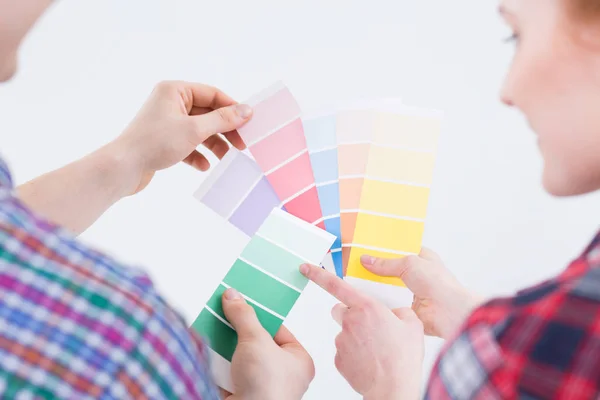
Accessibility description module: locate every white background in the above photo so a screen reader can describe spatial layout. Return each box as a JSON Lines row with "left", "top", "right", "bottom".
{"left": 1, "top": 1, "right": 599, "bottom": 398}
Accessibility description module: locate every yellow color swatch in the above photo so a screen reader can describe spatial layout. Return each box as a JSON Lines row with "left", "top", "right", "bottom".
{"left": 346, "top": 247, "right": 406, "bottom": 286}
{"left": 373, "top": 112, "right": 441, "bottom": 150}
{"left": 366, "top": 147, "right": 436, "bottom": 185}
{"left": 359, "top": 180, "right": 430, "bottom": 219}
{"left": 351, "top": 213, "right": 424, "bottom": 254}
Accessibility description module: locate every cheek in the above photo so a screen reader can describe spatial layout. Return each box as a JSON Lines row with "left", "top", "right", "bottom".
{"left": 0, "top": 50, "right": 17, "bottom": 82}
{"left": 509, "top": 37, "right": 600, "bottom": 195}
{"left": 0, "top": 0, "right": 51, "bottom": 75}
{"left": 541, "top": 120, "right": 600, "bottom": 196}
{"left": 537, "top": 63, "right": 600, "bottom": 195}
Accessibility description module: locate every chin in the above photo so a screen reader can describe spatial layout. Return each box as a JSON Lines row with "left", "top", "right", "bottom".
{"left": 0, "top": 58, "right": 17, "bottom": 82}
{"left": 542, "top": 166, "right": 600, "bottom": 197}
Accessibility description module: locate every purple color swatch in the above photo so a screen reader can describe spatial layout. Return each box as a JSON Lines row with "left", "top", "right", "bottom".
{"left": 229, "top": 177, "right": 281, "bottom": 236}
{"left": 201, "top": 154, "right": 263, "bottom": 218}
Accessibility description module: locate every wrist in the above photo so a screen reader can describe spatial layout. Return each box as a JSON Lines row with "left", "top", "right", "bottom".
{"left": 364, "top": 387, "right": 420, "bottom": 400}
{"left": 92, "top": 139, "right": 144, "bottom": 199}
{"left": 363, "top": 376, "right": 421, "bottom": 400}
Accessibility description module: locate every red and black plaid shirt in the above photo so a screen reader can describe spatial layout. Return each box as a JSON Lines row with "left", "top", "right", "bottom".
{"left": 426, "top": 231, "right": 600, "bottom": 399}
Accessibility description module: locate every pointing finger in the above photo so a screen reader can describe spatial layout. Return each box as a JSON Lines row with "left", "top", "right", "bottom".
{"left": 300, "top": 264, "right": 370, "bottom": 307}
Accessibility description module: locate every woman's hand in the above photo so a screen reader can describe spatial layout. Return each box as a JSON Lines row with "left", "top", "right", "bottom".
{"left": 300, "top": 264, "right": 424, "bottom": 400}
{"left": 221, "top": 288, "right": 314, "bottom": 400}
{"left": 361, "top": 248, "right": 484, "bottom": 339}
{"left": 113, "top": 81, "right": 253, "bottom": 195}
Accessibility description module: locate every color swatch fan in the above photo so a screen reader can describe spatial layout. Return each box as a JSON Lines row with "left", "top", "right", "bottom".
{"left": 190, "top": 84, "right": 443, "bottom": 389}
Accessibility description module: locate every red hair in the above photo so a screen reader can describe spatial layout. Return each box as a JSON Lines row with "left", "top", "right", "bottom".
{"left": 570, "top": 0, "right": 600, "bottom": 21}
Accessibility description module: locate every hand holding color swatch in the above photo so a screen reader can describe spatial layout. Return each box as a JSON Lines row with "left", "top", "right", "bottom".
{"left": 191, "top": 84, "right": 443, "bottom": 381}
{"left": 191, "top": 208, "right": 335, "bottom": 392}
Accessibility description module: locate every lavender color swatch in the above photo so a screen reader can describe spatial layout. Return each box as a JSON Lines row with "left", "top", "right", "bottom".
{"left": 229, "top": 177, "right": 281, "bottom": 236}
{"left": 201, "top": 154, "right": 263, "bottom": 218}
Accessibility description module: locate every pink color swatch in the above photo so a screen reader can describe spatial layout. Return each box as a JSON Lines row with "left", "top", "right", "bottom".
{"left": 284, "top": 186, "right": 323, "bottom": 226}
{"left": 238, "top": 85, "right": 301, "bottom": 145}
{"left": 249, "top": 118, "right": 306, "bottom": 172}
{"left": 237, "top": 82, "right": 324, "bottom": 226}
{"left": 266, "top": 153, "right": 314, "bottom": 201}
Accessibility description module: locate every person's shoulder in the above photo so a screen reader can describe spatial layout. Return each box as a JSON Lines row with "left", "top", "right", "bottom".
{"left": 0, "top": 189, "right": 158, "bottom": 303}
{"left": 438, "top": 262, "right": 600, "bottom": 398}
{"left": 0, "top": 190, "right": 217, "bottom": 398}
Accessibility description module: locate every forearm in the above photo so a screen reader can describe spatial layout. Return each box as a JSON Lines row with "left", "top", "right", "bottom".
{"left": 363, "top": 377, "right": 422, "bottom": 400}
{"left": 17, "top": 141, "right": 138, "bottom": 234}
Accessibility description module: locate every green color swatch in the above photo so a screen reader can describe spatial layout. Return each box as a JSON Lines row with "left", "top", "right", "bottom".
{"left": 240, "top": 236, "right": 308, "bottom": 290}
{"left": 206, "top": 284, "right": 284, "bottom": 337}
{"left": 257, "top": 213, "right": 330, "bottom": 264}
{"left": 223, "top": 259, "right": 300, "bottom": 317}
{"left": 191, "top": 308, "right": 237, "bottom": 362}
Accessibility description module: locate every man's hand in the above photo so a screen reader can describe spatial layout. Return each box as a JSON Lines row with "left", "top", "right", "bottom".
{"left": 221, "top": 288, "right": 314, "bottom": 400}
{"left": 17, "top": 81, "right": 252, "bottom": 233}
{"left": 114, "top": 81, "right": 252, "bottom": 195}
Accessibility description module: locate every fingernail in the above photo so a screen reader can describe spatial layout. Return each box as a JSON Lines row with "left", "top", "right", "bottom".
{"left": 300, "top": 264, "right": 310, "bottom": 275}
{"left": 235, "top": 104, "right": 253, "bottom": 119}
{"left": 361, "top": 255, "right": 376, "bottom": 266}
{"left": 224, "top": 288, "right": 242, "bottom": 300}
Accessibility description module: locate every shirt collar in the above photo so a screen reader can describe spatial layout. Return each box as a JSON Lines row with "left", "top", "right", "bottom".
{"left": 586, "top": 231, "right": 600, "bottom": 266}
{"left": 0, "top": 155, "right": 14, "bottom": 189}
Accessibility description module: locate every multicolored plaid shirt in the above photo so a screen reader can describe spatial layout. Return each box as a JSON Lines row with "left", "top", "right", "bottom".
{"left": 0, "top": 157, "right": 219, "bottom": 399}
{"left": 426, "top": 231, "right": 600, "bottom": 399}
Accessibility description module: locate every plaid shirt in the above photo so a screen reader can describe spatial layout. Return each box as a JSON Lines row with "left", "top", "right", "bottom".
{"left": 426, "top": 231, "right": 600, "bottom": 399}
{"left": 0, "top": 157, "right": 219, "bottom": 399}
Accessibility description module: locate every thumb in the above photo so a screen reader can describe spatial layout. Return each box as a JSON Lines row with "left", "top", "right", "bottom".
{"left": 191, "top": 104, "right": 253, "bottom": 143}
{"left": 391, "top": 307, "right": 418, "bottom": 321}
{"left": 360, "top": 254, "right": 425, "bottom": 290}
{"left": 221, "top": 288, "right": 267, "bottom": 342}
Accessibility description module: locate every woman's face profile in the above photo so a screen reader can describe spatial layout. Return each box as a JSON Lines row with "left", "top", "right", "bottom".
{"left": 499, "top": 0, "right": 600, "bottom": 196}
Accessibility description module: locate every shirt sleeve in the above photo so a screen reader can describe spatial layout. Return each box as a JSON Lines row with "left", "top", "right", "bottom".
{"left": 424, "top": 322, "right": 508, "bottom": 400}
{"left": 103, "top": 307, "right": 220, "bottom": 400}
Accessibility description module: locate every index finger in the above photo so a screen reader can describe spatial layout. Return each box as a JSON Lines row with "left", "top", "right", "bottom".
{"left": 300, "top": 264, "right": 370, "bottom": 307}
{"left": 189, "top": 106, "right": 246, "bottom": 150}
{"left": 186, "top": 82, "right": 237, "bottom": 110}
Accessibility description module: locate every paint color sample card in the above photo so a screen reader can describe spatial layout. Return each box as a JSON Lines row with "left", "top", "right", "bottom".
{"left": 237, "top": 82, "right": 325, "bottom": 229}
{"left": 346, "top": 109, "right": 442, "bottom": 287}
{"left": 336, "top": 109, "right": 377, "bottom": 275}
{"left": 194, "top": 149, "right": 281, "bottom": 237}
{"left": 191, "top": 208, "right": 335, "bottom": 392}
{"left": 303, "top": 114, "right": 343, "bottom": 277}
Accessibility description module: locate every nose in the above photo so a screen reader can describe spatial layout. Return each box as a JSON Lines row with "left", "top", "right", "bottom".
{"left": 501, "top": 92, "right": 514, "bottom": 107}
{"left": 500, "top": 62, "right": 517, "bottom": 107}
{"left": 500, "top": 78, "right": 515, "bottom": 107}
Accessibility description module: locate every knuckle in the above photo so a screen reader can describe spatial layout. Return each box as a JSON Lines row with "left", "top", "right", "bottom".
{"left": 360, "top": 299, "right": 377, "bottom": 313}
{"left": 229, "top": 300, "right": 251, "bottom": 316}
{"left": 216, "top": 107, "right": 236, "bottom": 125}
{"left": 334, "top": 353, "right": 344, "bottom": 371}
{"left": 334, "top": 333, "right": 344, "bottom": 350}
{"left": 154, "top": 80, "right": 177, "bottom": 94}
{"left": 342, "top": 312, "right": 360, "bottom": 331}
{"left": 307, "top": 358, "right": 316, "bottom": 381}
{"left": 324, "top": 277, "right": 342, "bottom": 297}
{"left": 402, "top": 255, "right": 420, "bottom": 273}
